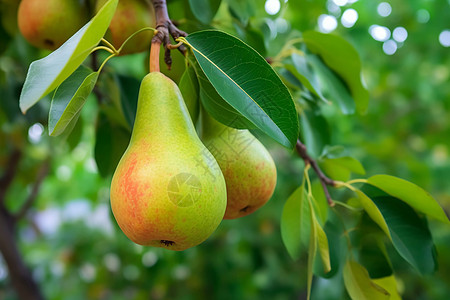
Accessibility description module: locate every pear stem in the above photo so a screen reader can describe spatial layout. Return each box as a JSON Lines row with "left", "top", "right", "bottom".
{"left": 295, "top": 140, "right": 336, "bottom": 206}
{"left": 150, "top": 41, "right": 161, "bottom": 72}
{"left": 150, "top": 0, "right": 187, "bottom": 69}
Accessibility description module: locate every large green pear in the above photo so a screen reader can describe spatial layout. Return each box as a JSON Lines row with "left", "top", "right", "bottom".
{"left": 110, "top": 72, "right": 227, "bottom": 251}
{"left": 18, "top": 0, "right": 89, "bottom": 50}
{"left": 96, "top": 0, "right": 155, "bottom": 55}
{"left": 201, "top": 111, "right": 277, "bottom": 219}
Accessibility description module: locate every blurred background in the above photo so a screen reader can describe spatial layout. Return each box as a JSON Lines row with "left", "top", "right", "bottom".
{"left": 0, "top": 0, "right": 449, "bottom": 299}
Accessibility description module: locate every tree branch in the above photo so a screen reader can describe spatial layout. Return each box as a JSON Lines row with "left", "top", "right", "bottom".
{"left": 296, "top": 140, "right": 335, "bottom": 206}
{"left": 0, "top": 207, "right": 44, "bottom": 300}
{"left": 0, "top": 148, "right": 22, "bottom": 204}
{"left": 151, "top": 0, "right": 187, "bottom": 69}
{"left": 14, "top": 159, "right": 50, "bottom": 221}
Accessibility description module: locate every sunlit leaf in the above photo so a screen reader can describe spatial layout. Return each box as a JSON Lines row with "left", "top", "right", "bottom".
{"left": 184, "top": 30, "right": 299, "bottom": 148}
{"left": 343, "top": 260, "right": 390, "bottom": 300}
{"left": 373, "top": 276, "right": 402, "bottom": 300}
{"left": 314, "top": 215, "right": 331, "bottom": 274}
{"left": 319, "top": 156, "right": 365, "bottom": 181}
{"left": 19, "top": 0, "right": 118, "bottom": 113}
{"left": 368, "top": 175, "right": 449, "bottom": 223}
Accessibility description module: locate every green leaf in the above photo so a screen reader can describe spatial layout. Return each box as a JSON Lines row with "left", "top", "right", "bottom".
{"left": 314, "top": 215, "right": 331, "bottom": 274}
{"left": 313, "top": 210, "right": 345, "bottom": 279}
{"left": 281, "top": 186, "right": 310, "bottom": 260}
{"left": 319, "top": 156, "right": 365, "bottom": 181}
{"left": 368, "top": 175, "right": 449, "bottom": 223}
{"left": 299, "top": 109, "right": 330, "bottom": 158}
{"left": 308, "top": 54, "right": 355, "bottom": 115}
{"left": 372, "top": 196, "right": 437, "bottom": 275}
{"left": 116, "top": 75, "right": 139, "bottom": 129}
{"left": 355, "top": 190, "right": 391, "bottom": 239}
{"left": 358, "top": 230, "right": 393, "bottom": 278}
{"left": 184, "top": 30, "right": 299, "bottom": 148}
{"left": 373, "top": 276, "right": 401, "bottom": 300}
{"left": 94, "top": 113, "right": 130, "bottom": 178}
{"left": 343, "top": 260, "right": 390, "bottom": 300}
{"left": 286, "top": 53, "right": 327, "bottom": 102}
{"left": 179, "top": 64, "right": 200, "bottom": 123}
{"left": 311, "top": 181, "right": 328, "bottom": 223}
{"left": 307, "top": 198, "right": 317, "bottom": 300}
{"left": 188, "top": 0, "right": 221, "bottom": 24}
{"left": 303, "top": 31, "right": 369, "bottom": 114}
{"left": 19, "top": 0, "right": 118, "bottom": 113}
{"left": 189, "top": 55, "right": 254, "bottom": 129}
{"left": 49, "top": 66, "right": 99, "bottom": 136}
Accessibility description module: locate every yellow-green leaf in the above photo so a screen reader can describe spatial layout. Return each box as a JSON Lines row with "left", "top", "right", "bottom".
{"left": 355, "top": 190, "right": 391, "bottom": 240}
{"left": 343, "top": 260, "right": 390, "bottom": 300}
{"left": 373, "top": 276, "right": 402, "bottom": 300}
{"left": 368, "top": 174, "right": 449, "bottom": 223}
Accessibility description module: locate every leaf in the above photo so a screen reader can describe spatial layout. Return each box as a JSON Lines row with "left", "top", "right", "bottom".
{"left": 184, "top": 30, "right": 299, "bottom": 148}
{"left": 355, "top": 190, "right": 391, "bottom": 239}
{"left": 286, "top": 53, "right": 327, "bottom": 102}
{"left": 303, "top": 31, "right": 369, "bottom": 114}
{"left": 49, "top": 66, "right": 99, "bottom": 136}
{"left": 281, "top": 186, "right": 310, "bottom": 260}
{"left": 311, "top": 181, "right": 328, "bottom": 223}
{"left": 116, "top": 74, "right": 140, "bottom": 128}
{"left": 372, "top": 196, "right": 437, "bottom": 275}
{"left": 343, "top": 260, "right": 390, "bottom": 300}
{"left": 313, "top": 210, "right": 345, "bottom": 279}
{"left": 299, "top": 109, "right": 330, "bottom": 158}
{"left": 306, "top": 198, "right": 317, "bottom": 300}
{"left": 373, "top": 276, "right": 401, "bottom": 300}
{"left": 358, "top": 229, "right": 393, "bottom": 279}
{"left": 368, "top": 175, "right": 449, "bottom": 223}
{"left": 314, "top": 216, "right": 331, "bottom": 274}
{"left": 94, "top": 113, "right": 130, "bottom": 178}
{"left": 19, "top": 0, "right": 118, "bottom": 113}
{"left": 188, "top": 0, "right": 221, "bottom": 24}
{"left": 308, "top": 54, "right": 355, "bottom": 115}
{"left": 319, "top": 157, "right": 365, "bottom": 181}
{"left": 189, "top": 55, "right": 255, "bottom": 129}
{"left": 179, "top": 64, "right": 200, "bottom": 123}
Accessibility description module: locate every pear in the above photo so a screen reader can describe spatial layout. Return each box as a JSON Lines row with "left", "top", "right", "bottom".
{"left": 18, "top": 0, "right": 89, "bottom": 50}
{"left": 201, "top": 110, "right": 277, "bottom": 219}
{"left": 96, "top": 0, "right": 155, "bottom": 55}
{"left": 110, "top": 72, "right": 227, "bottom": 251}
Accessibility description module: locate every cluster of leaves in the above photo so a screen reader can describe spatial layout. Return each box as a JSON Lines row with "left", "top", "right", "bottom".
{"left": 4, "top": 0, "right": 449, "bottom": 299}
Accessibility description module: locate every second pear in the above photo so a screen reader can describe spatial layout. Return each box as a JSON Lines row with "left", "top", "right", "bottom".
{"left": 201, "top": 110, "right": 277, "bottom": 219}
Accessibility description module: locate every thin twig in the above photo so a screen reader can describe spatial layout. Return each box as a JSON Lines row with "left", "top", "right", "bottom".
{"left": 295, "top": 140, "right": 335, "bottom": 206}
{"left": 14, "top": 159, "right": 50, "bottom": 221}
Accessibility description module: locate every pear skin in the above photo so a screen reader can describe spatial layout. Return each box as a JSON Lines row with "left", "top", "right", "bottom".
{"left": 96, "top": 0, "right": 155, "bottom": 55}
{"left": 18, "top": 0, "right": 89, "bottom": 50}
{"left": 110, "top": 72, "right": 226, "bottom": 251}
{"left": 201, "top": 111, "right": 277, "bottom": 219}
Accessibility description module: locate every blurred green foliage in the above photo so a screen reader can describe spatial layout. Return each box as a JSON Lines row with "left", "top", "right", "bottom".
{"left": 1, "top": 0, "right": 449, "bottom": 299}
